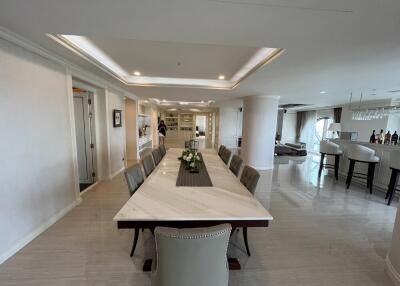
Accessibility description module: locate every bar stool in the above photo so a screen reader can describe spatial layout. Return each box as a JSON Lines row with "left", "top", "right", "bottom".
{"left": 385, "top": 150, "right": 400, "bottom": 206}
{"left": 346, "top": 144, "right": 380, "bottom": 194}
{"left": 318, "top": 140, "right": 343, "bottom": 180}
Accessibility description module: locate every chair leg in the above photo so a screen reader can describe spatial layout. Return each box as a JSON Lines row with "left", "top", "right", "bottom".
{"left": 243, "top": 227, "right": 251, "bottom": 256}
{"left": 369, "top": 163, "right": 376, "bottom": 194}
{"left": 334, "top": 155, "right": 340, "bottom": 180}
{"left": 367, "top": 163, "right": 372, "bottom": 188}
{"left": 346, "top": 160, "right": 355, "bottom": 189}
{"left": 318, "top": 153, "right": 325, "bottom": 177}
{"left": 388, "top": 170, "right": 399, "bottom": 206}
{"left": 386, "top": 169, "right": 397, "bottom": 200}
{"left": 130, "top": 228, "right": 139, "bottom": 257}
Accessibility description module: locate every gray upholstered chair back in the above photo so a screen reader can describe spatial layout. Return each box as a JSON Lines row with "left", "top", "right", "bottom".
{"left": 159, "top": 145, "right": 166, "bottom": 157}
{"left": 152, "top": 148, "right": 162, "bottom": 165}
{"left": 143, "top": 154, "right": 156, "bottom": 177}
{"left": 124, "top": 163, "right": 144, "bottom": 196}
{"left": 240, "top": 165, "right": 260, "bottom": 194}
{"left": 184, "top": 140, "right": 190, "bottom": 148}
{"left": 218, "top": 145, "right": 226, "bottom": 157}
{"left": 221, "top": 148, "right": 231, "bottom": 165}
{"left": 229, "top": 154, "right": 243, "bottom": 177}
{"left": 151, "top": 224, "right": 231, "bottom": 286}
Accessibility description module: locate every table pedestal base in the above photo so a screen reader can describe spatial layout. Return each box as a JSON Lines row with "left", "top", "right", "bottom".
{"left": 142, "top": 258, "right": 241, "bottom": 272}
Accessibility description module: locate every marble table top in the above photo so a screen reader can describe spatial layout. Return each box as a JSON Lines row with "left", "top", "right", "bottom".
{"left": 114, "top": 148, "right": 273, "bottom": 222}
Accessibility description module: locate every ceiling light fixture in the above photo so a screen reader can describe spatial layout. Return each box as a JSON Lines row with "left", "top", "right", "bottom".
{"left": 134, "top": 71, "right": 141, "bottom": 76}
{"left": 320, "top": 91, "right": 327, "bottom": 94}
{"left": 218, "top": 75, "right": 225, "bottom": 80}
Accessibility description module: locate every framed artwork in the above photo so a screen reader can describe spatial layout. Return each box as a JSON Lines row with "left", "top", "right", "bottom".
{"left": 113, "top": 109, "right": 122, "bottom": 127}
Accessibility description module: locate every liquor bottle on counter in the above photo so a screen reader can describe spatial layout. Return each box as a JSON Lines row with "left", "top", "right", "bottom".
{"left": 392, "top": 131, "right": 399, "bottom": 145}
{"left": 378, "top": 129, "right": 385, "bottom": 144}
{"left": 384, "top": 131, "right": 392, "bottom": 145}
{"left": 369, "top": 130, "right": 376, "bottom": 143}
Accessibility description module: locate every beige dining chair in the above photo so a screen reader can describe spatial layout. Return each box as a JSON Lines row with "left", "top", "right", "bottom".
{"left": 151, "top": 224, "right": 231, "bottom": 286}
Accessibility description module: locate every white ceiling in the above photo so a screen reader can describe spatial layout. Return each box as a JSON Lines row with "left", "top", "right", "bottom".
{"left": 1, "top": 0, "right": 400, "bottom": 108}
{"left": 88, "top": 37, "right": 258, "bottom": 79}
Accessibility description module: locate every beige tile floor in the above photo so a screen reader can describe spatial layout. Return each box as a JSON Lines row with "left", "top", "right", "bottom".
{"left": 0, "top": 152, "right": 397, "bottom": 285}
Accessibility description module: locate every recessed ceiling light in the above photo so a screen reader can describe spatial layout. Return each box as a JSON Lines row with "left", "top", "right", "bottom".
{"left": 320, "top": 91, "right": 327, "bottom": 94}
{"left": 143, "top": 100, "right": 148, "bottom": 103}
{"left": 179, "top": 102, "right": 189, "bottom": 105}
{"left": 201, "top": 100, "right": 204, "bottom": 103}
{"left": 218, "top": 75, "right": 225, "bottom": 80}
{"left": 162, "top": 99, "right": 167, "bottom": 102}
{"left": 134, "top": 71, "right": 141, "bottom": 76}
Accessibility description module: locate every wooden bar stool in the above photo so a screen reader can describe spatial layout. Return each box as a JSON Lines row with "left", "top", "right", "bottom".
{"left": 386, "top": 150, "right": 400, "bottom": 206}
{"left": 318, "top": 140, "right": 343, "bottom": 180}
{"left": 346, "top": 144, "right": 380, "bottom": 194}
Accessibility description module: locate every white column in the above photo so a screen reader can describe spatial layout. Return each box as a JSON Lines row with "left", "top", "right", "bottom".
{"left": 242, "top": 95, "right": 279, "bottom": 170}
{"left": 386, "top": 203, "right": 400, "bottom": 285}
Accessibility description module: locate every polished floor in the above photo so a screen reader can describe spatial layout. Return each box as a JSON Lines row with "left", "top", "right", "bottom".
{"left": 0, "top": 153, "right": 397, "bottom": 285}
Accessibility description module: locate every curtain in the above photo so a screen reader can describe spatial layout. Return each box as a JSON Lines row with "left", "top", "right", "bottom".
{"left": 333, "top": 107, "right": 342, "bottom": 123}
{"left": 299, "top": 111, "right": 317, "bottom": 151}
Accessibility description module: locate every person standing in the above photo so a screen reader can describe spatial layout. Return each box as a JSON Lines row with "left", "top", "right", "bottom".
{"left": 158, "top": 120, "right": 167, "bottom": 145}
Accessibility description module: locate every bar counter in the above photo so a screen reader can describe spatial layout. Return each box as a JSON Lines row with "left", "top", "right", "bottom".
{"left": 328, "top": 139, "right": 400, "bottom": 192}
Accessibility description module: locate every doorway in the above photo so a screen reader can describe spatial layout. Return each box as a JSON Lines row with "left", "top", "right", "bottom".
{"left": 312, "top": 117, "right": 333, "bottom": 153}
{"left": 73, "top": 87, "right": 97, "bottom": 191}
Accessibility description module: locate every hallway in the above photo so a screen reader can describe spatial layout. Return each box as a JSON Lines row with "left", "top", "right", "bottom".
{"left": 0, "top": 154, "right": 396, "bottom": 285}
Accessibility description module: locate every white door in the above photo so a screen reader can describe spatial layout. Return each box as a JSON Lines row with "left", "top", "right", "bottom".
{"left": 73, "top": 92, "right": 96, "bottom": 185}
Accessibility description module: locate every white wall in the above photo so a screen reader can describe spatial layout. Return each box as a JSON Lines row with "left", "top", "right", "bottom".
{"left": 0, "top": 38, "right": 78, "bottom": 263}
{"left": 387, "top": 114, "right": 400, "bottom": 135}
{"left": 107, "top": 90, "right": 126, "bottom": 177}
{"left": 0, "top": 30, "right": 138, "bottom": 264}
{"left": 218, "top": 99, "right": 243, "bottom": 148}
{"left": 341, "top": 100, "right": 391, "bottom": 142}
{"left": 281, "top": 112, "right": 297, "bottom": 143}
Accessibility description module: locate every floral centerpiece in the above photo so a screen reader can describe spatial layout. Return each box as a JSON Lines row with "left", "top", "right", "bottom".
{"left": 178, "top": 148, "right": 202, "bottom": 173}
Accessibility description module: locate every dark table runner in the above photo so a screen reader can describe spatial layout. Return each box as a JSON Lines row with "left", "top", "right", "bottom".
{"left": 176, "top": 153, "right": 213, "bottom": 187}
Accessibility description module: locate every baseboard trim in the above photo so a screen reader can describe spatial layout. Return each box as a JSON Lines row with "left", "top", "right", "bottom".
{"left": 110, "top": 166, "right": 125, "bottom": 180}
{"left": 0, "top": 198, "right": 82, "bottom": 265}
{"left": 385, "top": 255, "right": 400, "bottom": 286}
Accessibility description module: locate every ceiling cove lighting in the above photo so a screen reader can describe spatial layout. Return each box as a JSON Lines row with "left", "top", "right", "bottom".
{"left": 320, "top": 91, "right": 327, "bottom": 94}
{"left": 150, "top": 98, "right": 214, "bottom": 107}
{"left": 50, "top": 34, "right": 284, "bottom": 89}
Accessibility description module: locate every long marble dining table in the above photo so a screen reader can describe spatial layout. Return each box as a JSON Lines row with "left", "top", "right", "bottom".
{"left": 114, "top": 148, "right": 273, "bottom": 270}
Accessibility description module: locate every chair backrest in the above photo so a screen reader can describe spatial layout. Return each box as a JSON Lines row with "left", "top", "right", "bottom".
{"left": 218, "top": 145, "right": 226, "bottom": 157}
{"left": 347, "top": 144, "right": 376, "bottom": 162}
{"left": 143, "top": 154, "right": 156, "bottom": 176}
{"left": 221, "top": 148, "right": 231, "bottom": 165}
{"left": 319, "top": 140, "right": 341, "bottom": 154}
{"left": 124, "top": 163, "right": 144, "bottom": 196}
{"left": 152, "top": 148, "right": 162, "bottom": 165}
{"left": 151, "top": 224, "right": 231, "bottom": 286}
{"left": 229, "top": 154, "right": 243, "bottom": 177}
{"left": 159, "top": 144, "right": 166, "bottom": 157}
{"left": 240, "top": 165, "right": 260, "bottom": 194}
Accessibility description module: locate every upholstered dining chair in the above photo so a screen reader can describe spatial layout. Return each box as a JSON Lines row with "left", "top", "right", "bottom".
{"left": 159, "top": 144, "right": 166, "bottom": 157}
{"left": 124, "top": 163, "right": 145, "bottom": 257}
{"left": 143, "top": 154, "right": 156, "bottom": 177}
{"left": 151, "top": 224, "right": 231, "bottom": 286}
{"left": 221, "top": 148, "right": 231, "bottom": 165}
{"left": 239, "top": 165, "right": 261, "bottom": 256}
{"left": 152, "top": 148, "right": 162, "bottom": 166}
{"left": 218, "top": 145, "right": 226, "bottom": 157}
{"left": 229, "top": 154, "right": 243, "bottom": 177}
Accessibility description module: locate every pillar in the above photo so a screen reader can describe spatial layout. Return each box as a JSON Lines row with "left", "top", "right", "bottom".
{"left": 241, "top": 95, "right": 279, "bottom": 170}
